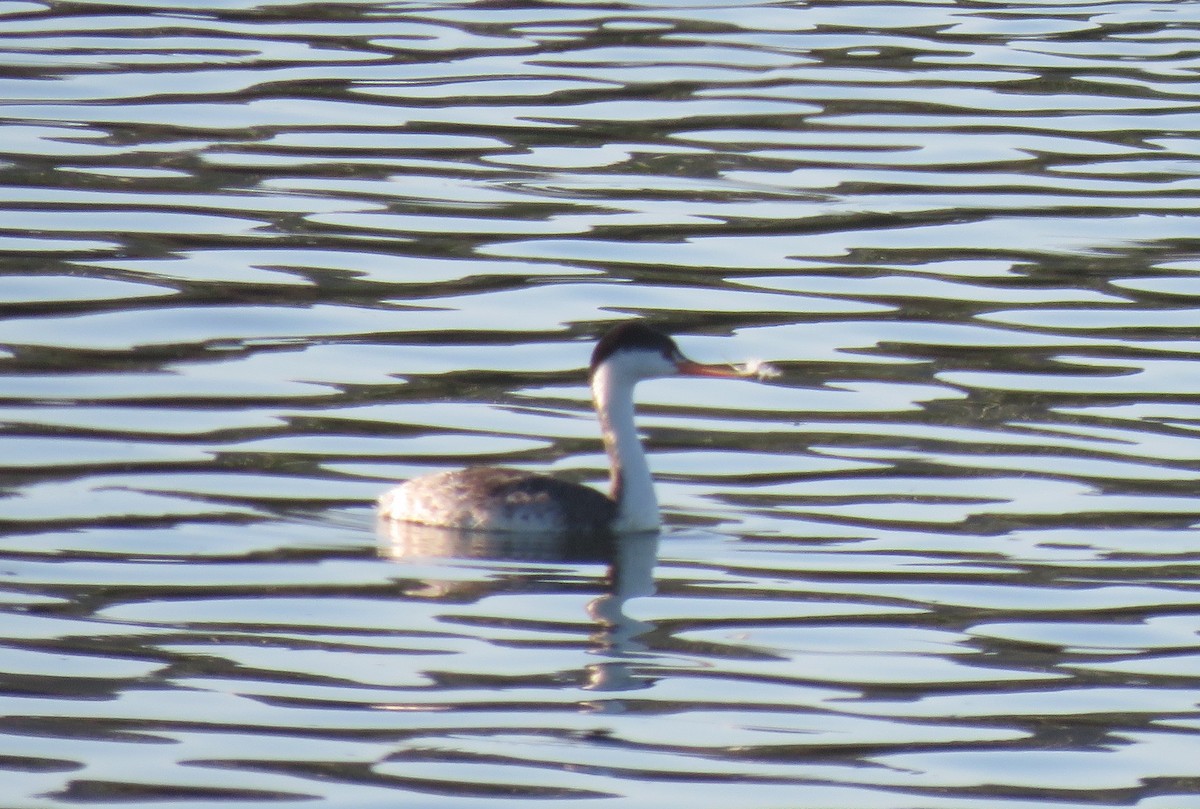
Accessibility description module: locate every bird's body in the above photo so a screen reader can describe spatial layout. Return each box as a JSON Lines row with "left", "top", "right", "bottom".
{"left": 378, "top": 466, "right": 615, "bottom": 534}
{"left": 377, "top": 322, "right": 759, "bottom": 535}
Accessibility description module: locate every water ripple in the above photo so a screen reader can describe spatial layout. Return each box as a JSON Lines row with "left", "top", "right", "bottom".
{"left": 1, "top": 0, "right": 1199, "bottom": 807}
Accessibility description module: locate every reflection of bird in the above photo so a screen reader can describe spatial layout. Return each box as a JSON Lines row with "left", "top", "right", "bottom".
{"left": 377, "top": 322, "right": 759, "bottom": 535}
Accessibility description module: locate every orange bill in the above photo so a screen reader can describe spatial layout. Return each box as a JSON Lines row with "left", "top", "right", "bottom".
{"left": 675, "top": 359, "right": 753, "bottom": 379}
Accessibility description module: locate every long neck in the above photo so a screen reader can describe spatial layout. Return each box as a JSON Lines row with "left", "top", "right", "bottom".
{"left": 591, "top": 363, "right": 659, "bottom": 533}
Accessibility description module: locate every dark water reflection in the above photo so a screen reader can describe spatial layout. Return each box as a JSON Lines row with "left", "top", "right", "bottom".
{"left": 2, "top": 0, "right": 1200, "bottom": 806}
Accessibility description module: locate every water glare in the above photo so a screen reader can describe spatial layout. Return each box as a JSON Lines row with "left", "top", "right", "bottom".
{"left": 1, "top": 0, "right": 1199, "bottom": 807}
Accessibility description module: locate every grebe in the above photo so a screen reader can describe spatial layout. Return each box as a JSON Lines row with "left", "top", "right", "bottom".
{"left": 377, "top": 322, "right": 768, "bottom": 535}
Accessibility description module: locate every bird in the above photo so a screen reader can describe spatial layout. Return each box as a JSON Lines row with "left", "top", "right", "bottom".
{"left": 377, "top": 321, "right": 768, "bottom": 535}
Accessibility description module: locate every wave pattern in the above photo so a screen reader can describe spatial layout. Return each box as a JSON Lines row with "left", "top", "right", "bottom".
{"left": 1, "top": 0, "right": 1199, "bottom": 806}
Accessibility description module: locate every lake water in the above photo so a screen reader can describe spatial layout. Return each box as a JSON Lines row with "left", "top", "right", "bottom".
{"left": 2, "top": 0, "right": 1199, "bottom": 806}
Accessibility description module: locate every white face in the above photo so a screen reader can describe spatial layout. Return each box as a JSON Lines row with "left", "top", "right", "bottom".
{"left": 605, "top": 347, "right": 680, "bottom": 384}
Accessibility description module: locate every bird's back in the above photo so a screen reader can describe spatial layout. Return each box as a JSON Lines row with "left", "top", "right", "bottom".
{"left": 378, "top": 466, "right": 616, "bottom": 534}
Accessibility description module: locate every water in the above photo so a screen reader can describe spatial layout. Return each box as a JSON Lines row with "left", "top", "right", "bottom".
{"left": 1, "top": 0, "right": 1199, "bottom": 806}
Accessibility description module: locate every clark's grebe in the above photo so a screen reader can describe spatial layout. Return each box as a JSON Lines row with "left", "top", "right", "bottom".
{"left": 377, "top": 322, "right": 767, "bottom": 534}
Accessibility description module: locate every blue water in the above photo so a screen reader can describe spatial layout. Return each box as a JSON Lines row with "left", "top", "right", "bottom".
{"left": 1, "top": 0, "right": 1199, "bottom": 806}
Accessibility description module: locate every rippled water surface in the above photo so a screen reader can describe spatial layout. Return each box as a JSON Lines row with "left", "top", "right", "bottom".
{"left": 2, "top": 0, "right": 1200, "bottom": 806}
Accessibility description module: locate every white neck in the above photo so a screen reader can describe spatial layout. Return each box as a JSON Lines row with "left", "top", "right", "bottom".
{"left": 590, "top": 362, "right": 660, "bottom": 533}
